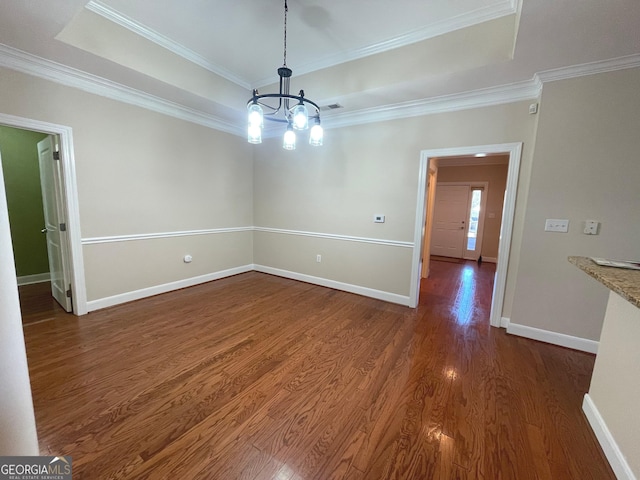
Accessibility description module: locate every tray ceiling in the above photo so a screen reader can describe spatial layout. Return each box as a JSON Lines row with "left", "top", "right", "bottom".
{"left": 1, "top": 0, "right": 639, "bottom": 133}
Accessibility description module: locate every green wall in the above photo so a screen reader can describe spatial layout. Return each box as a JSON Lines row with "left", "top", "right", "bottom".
{"left": 0, "top": 126, "right": 49, "bottom": 277}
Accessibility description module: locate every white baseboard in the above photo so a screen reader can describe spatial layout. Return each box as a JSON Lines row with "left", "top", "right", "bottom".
{"left": 86, "top": 263, "right": 412, "bottom": 312}
{"left": 583, "top": 394, "right": 637, "bottom": 480}
{"left": 86, "top": 265, "right": 254, "bottom": 312}
{"left": 17, "top": 273, "right": 51, "bottom": 286}
{"left": 506, "top": 321, "right": 599, "bottom": 354}
{"left": 254, "top": 264, "right": 412, "bottom": 307}
{"left": 500, "top": 316, "right": 510, "bottom": 328}
{"left": 482, "top": 256, "right": 497, "bottom": 263}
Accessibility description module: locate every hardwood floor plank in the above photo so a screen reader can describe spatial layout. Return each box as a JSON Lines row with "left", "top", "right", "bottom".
{"left": 313, "top": 426, "right": 369, "bottom": 480}
{"left": 19, "top": 266, "right": 616, "bottom": 479}
{"left": 525, "top": 423, "right": 554, "bottom": 480}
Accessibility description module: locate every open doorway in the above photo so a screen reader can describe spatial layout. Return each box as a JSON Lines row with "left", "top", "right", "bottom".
{"left": 0, "top": 126, "right": 69, "bottom": 324}
{"left": 409, "top": 143, "right": 522, "bottom": 328}
{"left": 0, "top": 113, "right": 87, "bottom": 316}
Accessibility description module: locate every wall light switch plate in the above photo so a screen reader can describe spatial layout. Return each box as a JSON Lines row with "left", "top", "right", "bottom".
{"left": 374, "top": 214, "right": 385, "bottom": 223}
{"left": 544, "top": 219, "right": 569, "bottom": 233}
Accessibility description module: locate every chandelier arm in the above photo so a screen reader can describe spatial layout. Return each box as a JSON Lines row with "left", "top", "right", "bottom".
{"left": 251, "top": 94, "right": 320, "bottom": 109}
{"left": 260, "top": 103, "right": 283, "bottom": 115}
{"left": 250, "top": 93, "right": 320, "bottom": 124}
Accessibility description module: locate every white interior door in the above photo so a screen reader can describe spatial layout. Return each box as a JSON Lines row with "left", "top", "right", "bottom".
{"left": 38, "top": 135, "right": 72, "bottom": 312}
{"left": 430, "top": 185, "right": 469, "bottom": 258}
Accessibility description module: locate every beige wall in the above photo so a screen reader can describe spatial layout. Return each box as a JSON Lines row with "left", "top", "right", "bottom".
{"left": 436, "top": 162, "right": 509, "bottom": 259}
{"left": 84, "top": 232, "right": 253, "bottom": 300}
{"left": 510, "top": 67, "right": 640, "bottom": 340}
{"left": 254, "top": 101, "right": 538, "bottom": 314}
{"left": 0, "top": 67, "right": 254, "bottom": 302}
{"left": 254, "top": 231, "right": 413, "bottom": 297}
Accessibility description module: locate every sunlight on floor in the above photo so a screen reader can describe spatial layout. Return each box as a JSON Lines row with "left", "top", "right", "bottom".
{"left": 450, "top": 265, "right": 476, "bottom": 325}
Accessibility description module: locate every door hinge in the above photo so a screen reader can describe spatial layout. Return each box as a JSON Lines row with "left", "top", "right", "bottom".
{"left": 53, "top": 151, "right": 60, "bottom": 160}
{"left": 66, "top": 287, "right": 72, "bottom": 298}
{"left": 59, "top": 223, "right": 67, "bottom": 231}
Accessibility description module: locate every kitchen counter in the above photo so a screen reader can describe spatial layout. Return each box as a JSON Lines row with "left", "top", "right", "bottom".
{"left": 568, "top": 256, "right": 640, "bottom": 309}
{"left": 569, "top": 255, "right": 640, "bottom": 479}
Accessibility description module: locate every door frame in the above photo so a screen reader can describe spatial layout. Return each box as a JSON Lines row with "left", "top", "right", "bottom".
{"left": 0, "top": 113, "right": 87, "bottom": 315}
{"left": 409, "top": 142, "right": 522, "bottom": 328}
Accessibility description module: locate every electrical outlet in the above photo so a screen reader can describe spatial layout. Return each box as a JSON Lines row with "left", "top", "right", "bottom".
{"left": 584, "top": 220, "right": 599, "bottom": 235}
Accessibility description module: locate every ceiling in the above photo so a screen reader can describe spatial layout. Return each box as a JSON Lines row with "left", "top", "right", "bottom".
{"left": 1, "top": 0, "right": 640, "bottom": 136}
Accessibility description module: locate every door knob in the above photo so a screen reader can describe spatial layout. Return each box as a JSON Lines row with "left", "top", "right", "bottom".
{"left": 41, "top": 227, "right": 48, "bottom": 233}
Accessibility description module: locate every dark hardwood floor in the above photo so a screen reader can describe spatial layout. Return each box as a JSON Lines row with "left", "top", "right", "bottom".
{"left": 21, "top": 261, "right": 614, "bottom": 479}
{"left": 19, "top": 281, "right": 68, "bottom": 325}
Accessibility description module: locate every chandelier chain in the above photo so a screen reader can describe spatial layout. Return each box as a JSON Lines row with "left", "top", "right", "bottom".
{"left": 283, "top": 0, "right": 288, "bottom": 66}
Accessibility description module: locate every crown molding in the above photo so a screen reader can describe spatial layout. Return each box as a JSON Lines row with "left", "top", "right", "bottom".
{"left": 253, "top": 0, "right": 517, "bottom": 87}
{"left": 2, "top": 41, "right": 639, "bottom": 137}
{"left": 535, "top": 53, "right": 640, "bottom": 84}
{"left": 323, "top": 53, "right": 640, "bottom": 130}
{"left": 322, "top": 79, "right": 542, "bottom": 130}
{"left": 0, "top": 43, "right": 242, "bottom": 136}
{"left": 85, "top": 0, "right": 251, "bottom": 90}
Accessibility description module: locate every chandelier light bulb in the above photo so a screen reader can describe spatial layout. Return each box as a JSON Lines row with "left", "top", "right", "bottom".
{"left": 248, "top": 125, "right": 262, "bottom": 144}
{"left": 247, "top": 103, "right": 264, "bottom": 128}
{"left": 283, "top": 126, "right": 296, "bottom": 150}
{"left": 309, "top": 122, "right": 323, "bottom": 146}
{"left": 292, "top": 103, "right": 309, "bottom": 130}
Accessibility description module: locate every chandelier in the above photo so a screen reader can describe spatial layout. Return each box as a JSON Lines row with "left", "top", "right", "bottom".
{"left": 247, "top": 0, "right": 323, "bottom": 149}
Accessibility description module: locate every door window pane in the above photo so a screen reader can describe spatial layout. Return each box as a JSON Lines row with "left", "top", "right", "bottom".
{"left": 466, "top": 190, "right": 482, "bottom": 251}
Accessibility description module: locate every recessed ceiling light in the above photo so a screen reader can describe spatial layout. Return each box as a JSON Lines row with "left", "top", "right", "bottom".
{"left": 474, "top": 153, "right": 487, "bottom": 157}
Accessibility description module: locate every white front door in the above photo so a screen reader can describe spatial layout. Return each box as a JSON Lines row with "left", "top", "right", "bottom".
{"left": 430, "top": 185, "right": 469, "bottom": 258}
{"left": 38, "top": 135, "right": 72, "bottom": 312}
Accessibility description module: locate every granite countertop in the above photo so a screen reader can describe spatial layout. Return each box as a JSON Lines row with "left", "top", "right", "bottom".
{"left": 569, "top": 256, "right": 640, "bottom": 309}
